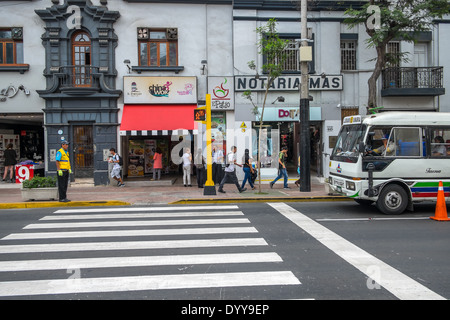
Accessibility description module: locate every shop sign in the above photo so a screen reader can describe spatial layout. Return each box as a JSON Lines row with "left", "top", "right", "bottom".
{"left": 124, "top": 76, "right": 197, "bottom": 104}
{"left": 235, "top": 75, "right": 343, "bottom": 92}
{"left": 15, "top": 164, "right": 34, "bottom": 183}
{"left": 208, "top": 77, "right": 235, "bottom": 110}
{"left": 257, "top": 107, "right": 322, "bottom": 121}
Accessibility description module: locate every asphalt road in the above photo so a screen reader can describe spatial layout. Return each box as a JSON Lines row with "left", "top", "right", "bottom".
{"left": 0, "top": 201, "right": 448, "bottom": 304}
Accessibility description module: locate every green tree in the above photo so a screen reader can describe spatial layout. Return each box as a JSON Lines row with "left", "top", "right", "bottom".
{"left": 344, "top": 0, "right": 450, "bottom": 112}
{"left": 243, "top": 19, "right": 288, "bottom": 193}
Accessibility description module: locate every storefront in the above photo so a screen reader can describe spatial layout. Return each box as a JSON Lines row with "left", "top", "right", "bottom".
{"left": 0, "top": 114, "right": 45, "bottom": 180}
{"left": 234, "top": 73, "right": 344, "bottom": 179}
{"left": 208, "top": 76, "right": 234, "bottom": 156}
{"left": 252, "top": 106, "right": 323, "bottom": 175}
{"left": 120, "top": 76, "right": 200, "bottom": 179}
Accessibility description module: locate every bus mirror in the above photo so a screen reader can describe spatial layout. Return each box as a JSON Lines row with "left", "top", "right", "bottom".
{"left": 359, "top": 141, "right": 365, "bottom": 154}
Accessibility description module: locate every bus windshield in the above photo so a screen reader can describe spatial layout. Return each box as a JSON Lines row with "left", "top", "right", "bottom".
{"left": 331, "top": 124, "right": 366, "bottom": 163}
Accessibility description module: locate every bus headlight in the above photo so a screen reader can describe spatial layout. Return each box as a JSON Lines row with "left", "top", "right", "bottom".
{"left": 346, "top": 181, "right": 356, "bottom": 191}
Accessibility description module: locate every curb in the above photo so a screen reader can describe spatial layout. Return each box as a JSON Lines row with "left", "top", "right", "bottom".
{"left": 0, "top": 196, "right": 350, "bottom": 209}
{"left": 0, "top": 200, "right": 130, "bottom": 210}
{"left": 169, "top": 196, "right": 350, "bottom": 205}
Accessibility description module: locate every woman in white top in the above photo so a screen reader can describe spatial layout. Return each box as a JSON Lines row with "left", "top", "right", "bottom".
{"left": 182, "top": 148, "right": 192, "bottom": 187}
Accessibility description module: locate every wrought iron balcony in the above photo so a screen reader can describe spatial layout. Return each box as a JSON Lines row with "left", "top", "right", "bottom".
{"left": 37, "top": 65, "right": 122, "bottom": 98}
{"left": 59, "top": 65, "right": 100, "bottom": 93}
{"left": 381, "top": 66, "right": 445, "bottom": 97}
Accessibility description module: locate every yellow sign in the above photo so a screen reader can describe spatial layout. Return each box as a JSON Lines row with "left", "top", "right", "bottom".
{"left": 240, "top": 122, "right": 247, "bottom": 132}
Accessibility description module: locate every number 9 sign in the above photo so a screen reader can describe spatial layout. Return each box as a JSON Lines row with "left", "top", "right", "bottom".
{"left": 15, "top": 165, "right": 34, "bottom": 183}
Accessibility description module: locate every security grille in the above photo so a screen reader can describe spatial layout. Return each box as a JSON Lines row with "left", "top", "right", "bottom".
{"left": 341, "top": 41, "right": 357, "bottom": 71}
{"left": 282, "top": 40, "right": 300, "bottom": 71}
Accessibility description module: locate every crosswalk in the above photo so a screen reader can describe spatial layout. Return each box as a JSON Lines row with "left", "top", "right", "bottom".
{"left": 0, "top": 204, "right": 301, "bottom": 298}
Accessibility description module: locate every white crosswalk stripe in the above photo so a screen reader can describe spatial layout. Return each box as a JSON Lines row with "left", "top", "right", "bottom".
{"left": 0, "top": 204, "right": 301, "bottom": 298}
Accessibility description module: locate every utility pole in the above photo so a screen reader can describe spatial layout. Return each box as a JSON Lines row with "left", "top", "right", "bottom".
{"left": 299, "top": 0, "right": 311, "bottom": 192}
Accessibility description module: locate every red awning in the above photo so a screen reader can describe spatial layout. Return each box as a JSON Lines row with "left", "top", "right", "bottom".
{"left": 120, "top": 104, "right": 198, "bottom": 135}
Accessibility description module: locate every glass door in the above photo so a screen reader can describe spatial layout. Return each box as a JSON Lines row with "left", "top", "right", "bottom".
{"left": 73, "top": 125, "right": 94, "bottom": 178}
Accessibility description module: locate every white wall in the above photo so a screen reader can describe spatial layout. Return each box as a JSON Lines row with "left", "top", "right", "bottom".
{"left": 0, "top": 2, "right": 46, "bottom": 114}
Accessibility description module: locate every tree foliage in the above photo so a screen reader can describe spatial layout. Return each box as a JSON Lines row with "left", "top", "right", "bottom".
{"left": 344, "top": 0, "right": 450, "bottom": 111}
{"left": 243, "top": 19, "right": 288, "bottom": 193}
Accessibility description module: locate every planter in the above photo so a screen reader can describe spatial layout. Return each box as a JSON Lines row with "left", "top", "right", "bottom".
{"left": 21, "top": 186, "right": 59, "bottom": 201}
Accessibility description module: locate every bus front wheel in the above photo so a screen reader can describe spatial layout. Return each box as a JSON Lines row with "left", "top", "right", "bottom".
{"left": 376, "top": 184, "right": 408, "bottom": 215}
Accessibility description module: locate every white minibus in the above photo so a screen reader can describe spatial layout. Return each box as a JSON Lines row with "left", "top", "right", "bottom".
{"left": 328, "top": 112, "right": 450, "bottom": 214}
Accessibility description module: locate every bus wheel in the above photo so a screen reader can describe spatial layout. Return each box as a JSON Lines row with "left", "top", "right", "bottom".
{"left": 376, "top": 184, "right": 408, "bottom": 215}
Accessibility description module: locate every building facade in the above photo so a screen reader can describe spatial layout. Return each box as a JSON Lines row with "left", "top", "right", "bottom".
{"left": 232, "top": 0, "right": 447, "bottom": 179}
{"left": 0, "top": 0, "right": 448, "bottom": 184}
{"left": 36, "top": 0, "right": 121, "bottom": 185}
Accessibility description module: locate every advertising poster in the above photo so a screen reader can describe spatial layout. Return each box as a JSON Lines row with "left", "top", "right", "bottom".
{"left": 128, "top": 140, "right": 145, "bottom": 176}
{"left": 211, "top": 113, "right": 226, "bottom": 153}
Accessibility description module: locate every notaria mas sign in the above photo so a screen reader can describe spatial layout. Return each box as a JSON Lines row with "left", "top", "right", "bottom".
{"left": 234, "top": 75, "right": 343, "bottom": 92}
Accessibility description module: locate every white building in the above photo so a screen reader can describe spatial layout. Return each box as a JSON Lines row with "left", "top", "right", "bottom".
{"left": 0, "top": 0, "right": 448, "bottom": 184}
{"left": 232, "top": 0, "right": 447, "bottom": 180}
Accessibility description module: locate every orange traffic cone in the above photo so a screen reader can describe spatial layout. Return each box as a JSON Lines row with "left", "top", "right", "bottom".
{"left": 430, "top": 181, "right": 450, "bottom": 221}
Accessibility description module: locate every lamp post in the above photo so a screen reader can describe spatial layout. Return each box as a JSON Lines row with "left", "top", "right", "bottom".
{"left": 299, "top": 0, "right": 311, "bottom": 192}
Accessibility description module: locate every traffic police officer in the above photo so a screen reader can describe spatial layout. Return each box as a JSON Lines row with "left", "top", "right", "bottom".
{"left": 56, "top": 140, "right": 72, "bottom": 202}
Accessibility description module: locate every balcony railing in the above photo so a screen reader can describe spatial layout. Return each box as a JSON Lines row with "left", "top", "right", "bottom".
{"left": 381, "top": 67, "right": 445, "bottom": 96}
{"left": 38, "top": 65, "right": 122, "bottom": 97}
{"left": 59, "top": 65, "right": 100, "bottom": 89}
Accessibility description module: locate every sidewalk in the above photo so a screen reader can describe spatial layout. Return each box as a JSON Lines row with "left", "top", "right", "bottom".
{"left": 0, "top": 174, "right": 348, "bottom": 209}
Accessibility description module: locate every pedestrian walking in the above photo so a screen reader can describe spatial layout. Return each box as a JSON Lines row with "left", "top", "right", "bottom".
{"left": 152, "top": 147, "right": 163, "bottom": 180}
{"left": 295, "top": 155, "right": 300, "bottom": 188}
{"left": 109, "top": 148, "right": 124, "bottom": 187}
{"left": 182, "top": 147, "right": 192, "bottom": 187}
{"left": 2, "top": 144, "right": 16, "bottom": 183}
{"left": 194, "top": 148, "right": 206, "bottom": 188}
{"left": 55, "top": 140, "right": 72, "bottom": 202}
{"left": 218, "top": 146, "right": 246, "bottom": 193}
{"left": 212, "top": 146, "right": 224, "bottom": 184}
{"left": 270, "top": 146, "right": 290, "bottom": 189}
{"left": 241, "top": 148, "right": 255, "bottom": 190}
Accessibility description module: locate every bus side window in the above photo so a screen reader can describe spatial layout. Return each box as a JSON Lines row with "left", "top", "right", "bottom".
{"left": 431, "top": 128, "right": 450, "bottom": 157}
{"left": 391, "top": 127, "right": 421, "bottom": 157}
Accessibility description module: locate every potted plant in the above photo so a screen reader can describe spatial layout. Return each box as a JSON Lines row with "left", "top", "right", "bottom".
{"left": 21, "top": 175, "right": 59, "bottom": 201}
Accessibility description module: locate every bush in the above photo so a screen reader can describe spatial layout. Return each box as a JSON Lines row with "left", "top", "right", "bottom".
{"left": 22, "top": 175, "right": 57, "bottom": 189}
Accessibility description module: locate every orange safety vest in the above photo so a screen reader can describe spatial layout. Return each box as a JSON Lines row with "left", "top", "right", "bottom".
{"left": 56, "top": 148, "right": 71, "bottom": 170}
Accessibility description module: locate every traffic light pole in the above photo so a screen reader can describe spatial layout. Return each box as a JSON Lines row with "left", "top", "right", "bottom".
{"left": 203, "top": 94, "right": 216, "bottom": 195}
{"left": 299, "top": 0, "right": 311, "bottom": 192}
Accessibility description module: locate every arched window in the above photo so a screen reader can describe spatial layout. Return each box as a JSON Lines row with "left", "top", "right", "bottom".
{"left": 72, "top": 31, "right": 91, "bottom": 66}
{"left": 71, "top": 31, "right": 91, "bottom": 86}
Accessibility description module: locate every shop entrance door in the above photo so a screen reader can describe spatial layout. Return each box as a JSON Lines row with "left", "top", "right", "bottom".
{"left": 73, "top": 125, "right": 94, "bottom": 178}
